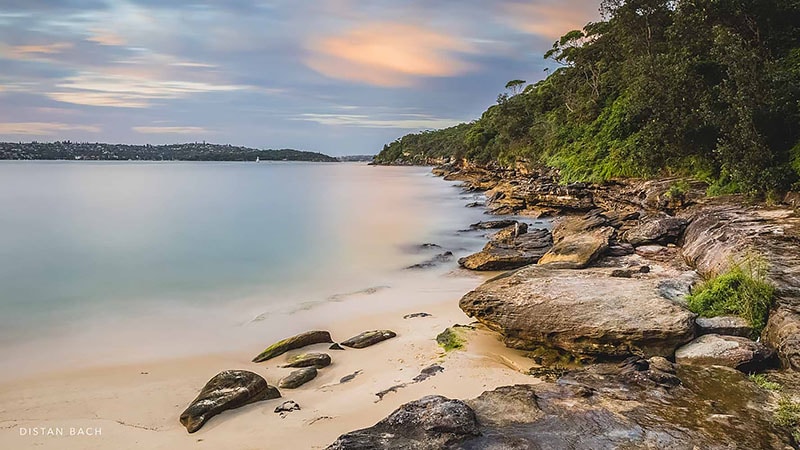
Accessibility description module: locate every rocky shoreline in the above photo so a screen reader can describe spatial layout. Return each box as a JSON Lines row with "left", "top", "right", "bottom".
{"left": 178, "top": 164, "right": 800, "bottom": 448}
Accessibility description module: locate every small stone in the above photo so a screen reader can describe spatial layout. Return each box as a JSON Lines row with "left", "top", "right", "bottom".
{"left": 329, "top": 343, "right": 344, "bottom": 350}
{"left": 279, "top": 367, "right": 318, "bottom": 389}
{"left": 404, "top": 312, "right": 432, "bottom": 319}
{"left": 282, "top": 353, "right": 331, "bottom": 369}
{"left": 341, "top": 330, "right": 397, "bottom": 349}
{"left": 274, "top": 400, "right": 301, "bottom": 416}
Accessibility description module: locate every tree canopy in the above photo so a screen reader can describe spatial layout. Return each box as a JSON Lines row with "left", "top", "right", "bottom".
{"left": 374, "top": 0, "right": 800, "bottom": 195}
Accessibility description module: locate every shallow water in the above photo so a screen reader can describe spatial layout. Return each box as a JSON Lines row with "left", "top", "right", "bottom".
{"left": 0, "top": 161, "right": 502, "bottom": 378}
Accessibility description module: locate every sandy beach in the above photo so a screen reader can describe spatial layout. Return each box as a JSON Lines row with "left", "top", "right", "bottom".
{"left": 0, "top": 271, "right": 538, "bottom": 450}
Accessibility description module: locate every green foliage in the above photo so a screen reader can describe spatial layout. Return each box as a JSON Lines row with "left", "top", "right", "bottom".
{"left": 666, "top": 179, "right": 691, "bottom": 200}
{"left": 775, "top": 395, "right": 800, "bottom": 442}
{"left": 687, "top": 257, "right": 775, "bottom": 335}
{"left": 749, "top": 373, "right": 782, "bottom": 391}
{"left": 374, "top": 0, "right": 800, "bottom": 193}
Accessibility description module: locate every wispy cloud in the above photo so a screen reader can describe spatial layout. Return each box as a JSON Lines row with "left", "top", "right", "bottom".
{"left": 133, "top": 126, "right": 210, "bottom": 134}
{"left": 502, "top": 0, "right": 599, "bottom": 40}
{"left": 86, "top": 29, "right": 126, "bottom": 46}
{"left": 0, "top": 122, "right": 100, "bottom": 135}
{"left": 47, "top": 72, "right": 252, "bottom": 108}
{"left": 0, "top": 42, "right": 73, "bottom": 59}
{"left": 306, "top": 22, "right": 477, "bottom": 87}
{"left": 295, "top": 113, "right": 464, "bottom": 129}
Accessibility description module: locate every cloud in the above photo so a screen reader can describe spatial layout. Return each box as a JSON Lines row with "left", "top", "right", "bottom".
{"left": 133, "top": 126, "right": 209, "bottom": 134}
{"left": 305, "top": 22, "right": 477, "bottom": 87}
{"left": 46, "top": 71, "right": 251, "bottom": 108}
{"left": 0, "top": 122, "right": 100, "bottom": 135}
{"left": 502, "top": 0, "right": 600, "bottom": 40}
{"left": 0, "top": 42, "right": 74, "bottom": 59}
{"left": 295, "top": 113, "right": 464, "bottom": 129}
{"left": 86, "top": 29, "right": 126, "bottom": 46}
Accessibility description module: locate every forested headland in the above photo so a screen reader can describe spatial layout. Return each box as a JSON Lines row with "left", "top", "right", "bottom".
{"left": 374, "top": 0, "right": 800, "bottom": 196}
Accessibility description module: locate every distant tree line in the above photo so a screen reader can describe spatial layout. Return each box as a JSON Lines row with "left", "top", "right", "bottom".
{"left": 0, "top": 141, "right": 338, "bottom": 162}
{"left": 374, "top": 0, "right": 800, "bottom": 195}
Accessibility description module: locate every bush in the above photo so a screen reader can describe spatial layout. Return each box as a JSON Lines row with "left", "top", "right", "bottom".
{"left": 687, "top": 257, "right": 775, "bottom": 335}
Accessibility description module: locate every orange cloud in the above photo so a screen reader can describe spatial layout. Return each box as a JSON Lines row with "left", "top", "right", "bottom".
{"left": 503, "top": 0, "right": 600, "bottom": 40}
{"left": 87, "top": 29, "right": 127, "bottom": 46}
{"left": 305, "top": 23, "right": 476, "bottom": 87}
{"left": 0, "top": 122, "right": 100, "bottom": 135}
{"left": 0, "top": 42, "right": 73, "bottom": 59}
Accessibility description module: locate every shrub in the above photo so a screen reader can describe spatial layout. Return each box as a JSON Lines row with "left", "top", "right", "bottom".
{"left": 687, "top": 257, "right": 775, "bottom": 335}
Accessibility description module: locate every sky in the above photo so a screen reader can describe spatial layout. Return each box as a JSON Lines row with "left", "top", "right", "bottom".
{"left": 0, "top": 0, "right": 600, "bottom": 155}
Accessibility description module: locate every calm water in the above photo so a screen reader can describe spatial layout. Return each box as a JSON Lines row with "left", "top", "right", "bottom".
{"left": 0, "top": 161, "right": 499, "bottom": 377}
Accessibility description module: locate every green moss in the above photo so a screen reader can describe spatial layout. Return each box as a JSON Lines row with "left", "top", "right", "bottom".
{"left": 749, "top": 373, "right": 782, "bottom": 391}
{"left": 687, "top": 257, "right": 775, "bottom": 335}
{"left": 436, "top": 328, "right": 466, "bottom": 352}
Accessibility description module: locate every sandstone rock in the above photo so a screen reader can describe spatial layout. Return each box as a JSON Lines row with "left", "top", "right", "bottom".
{"left": 469, "top": 219, "right": 518, "bottom": 230}
{"left": 279, "top": 367, "right": 318, "bottom": 389}
{"left": 763, "top": 306, "right": 800, "bottom": 370}
{"left": 252, "top": 330, "right": 333, "bottom": 363}
{"left": 180, "top": 370, "right": 280, "bottom": 433}
{"left": 696, "top": 316, "right": 753, "bottom": 338}
{"left": 459, "top": 265, "right": 696, "bottom": 358}
{"left": 623, "top": 215, "right": 688, "bottom": 246}
{"left": 675, "top": 334, "right": 775, "bottom": 371}
{"left": 341, "top": 330, "right": 397, "bottom": 349}
{"left": 538, "top": 225, "right": 614, "bottom": 269}
{"left": 282, "top": 353, "right": 331, "bottom": 369}
{"left": 406, "top": 251, "right": 453, "bottom": 269}
{"left": 331, "top": 364, "right": 790, "bottom": 449}
{"left": 326, "top": 395, "right": 480, "bottom": 449}
{"left": 458, "top": 228, "right": 552, "bottom": 271}
{"left": 488, "top": 222, "right": 528, "bottom": 242}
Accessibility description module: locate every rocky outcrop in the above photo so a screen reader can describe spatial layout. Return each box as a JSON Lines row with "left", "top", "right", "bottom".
{"left": 326, "top": 395, "right": 480, "bottom": 449}
{"left": 282, "top": 353, "right": 332, "bottom": 369}
{"left": 537, "top": 213, "right": 615, "bottom": 269}
{"left": 696, "top": 316, "right": 753, "bottom": 338}
{"left": 329, "top": 364, "right": 790, "bottom": 449}
{"left": 459, "top": 265, "right": 696, "bottom": 358}
{"left": 341, "top": 330, "right": 397, "bottom": 349}
{"left": 469, "top": 219, "right": 519, "bottom": 230}
{"left": 406, "top": 251, "right": 454, "bottom": 269}
{"left": 180, "top": 370, "right": 280, "bottom": 433}
{"left": 763, "top": 306, "right": 800, "bottom": 370}
{"left": 279, "top": 367, "right": 318, "bottom": 389}
{"left": 622, "top": 215, "right": 688, "bottom": 246}
{"left": 458, "top": 227, "right": 552, "bottom": 271}
{"left": 252, "top": 330, "right": 334, "bottom": 363}
{"left": 675, "top": 334, "right": 775, "bottom": 371}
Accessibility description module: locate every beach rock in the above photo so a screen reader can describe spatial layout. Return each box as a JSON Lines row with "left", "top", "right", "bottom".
{"left": 279, "top": 367, "right": 318, "bottom": 389}
{"left": 458, "top": 228, "right": 552, "bottom": 271}
{"left": 696, "top": 316, "right": 753, "bottom": 337}
{"left": 537, "top": 214, "right": 614, "bottom": 269}
{"left": 329, "top": 343, "right": 344, "bottom": 351}
{"left": 763, "top": 306, "right": 800, "bottom": 370}
{"left": 339, "top": 370, "right": 362, "bottom": 384}
{"left": 406, "top": 251, "right": 453, "bottom": 270}
{"left": 622, "top": 215, "right": 688, "bottom": 246}
{"left": 618, "top": 356, "right": 681, "bottom": 387}
{"left": 459, "top": 265, "right": 696, "bottom": 358}
{"left": 634, "top": 244, "right": 670, "bottom": 258}
{"left": 404, "top": 312, "right": 432, "bottom": 319}
{"left": 180, "top": 370, "right": 280, "bottom": 433}
{"left": 675, "top": 334, "right": 775, "bottom": 371}
{"left": 469, "top": 219, "right": 518, "bottom": 230}
{"left": 274, "top": 400, "right": 301, "bottom": 416}
{"left": 607, "top": 242, "right": 635, "bottom": 256}
{"left": 465, "top": 201, "right": 484, "bottom": 208}
{"left": 341, "top": 330, "right": 397, "bottom": 349}
{"left": 252, "top": 330, "right": 333, "bottom": 363}
{"left": 488, "top": 222, "right": 528, "bottom": 242}
{"left": 331, "top": 364, "right": 790, "bottom": 449}
{"left": 282, "top": 353, "right": 331, "bottom": 369}
{"left": 326, "top": 395, "right": 480, "bottom": 450}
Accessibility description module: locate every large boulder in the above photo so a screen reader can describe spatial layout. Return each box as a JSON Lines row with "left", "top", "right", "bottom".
{"left": 537, "top": 213, "right": 614, "bottom": 269}
{"left": 180, "top": 370, "right": 280, "bottom": 433}
{"left": 675, "top": 334, "right": 775, "bottom": 371}
{"left": 763, "top": 306, "right": 800, "bottom": 370}
{"left": 459, "top": 265, "right": 696, "bottom": 358}
{"left": 458, "top": 228, "right": 552, "bottom": 271}
{"left": 252, "top": 330, "right": 333, "bottom": 363}
{"left": 326, "top": 395, "right": 480, "bottom": 449}
{"left": 696, "top": 316, "right": 753, "bottom": 338}
{"left": 329, "top": 364, "right": 791, "bottom": 449}
{"left": 622, "top": 215, "right": 688, "bottom": 246}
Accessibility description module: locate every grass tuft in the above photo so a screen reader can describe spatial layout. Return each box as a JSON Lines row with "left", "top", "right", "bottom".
{"left": 749, "top": 373, "right": 782, "bottom": 391}
{"left": 687, "top": 256, "right": 775, "bottom": 335}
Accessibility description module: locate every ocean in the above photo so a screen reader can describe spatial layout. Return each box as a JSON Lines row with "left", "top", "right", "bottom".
{"left": 0, "top": 161, "right": 537, "bottom": 378}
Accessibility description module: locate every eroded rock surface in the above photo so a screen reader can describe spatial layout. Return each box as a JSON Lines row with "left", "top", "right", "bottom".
{"left": 458, "top": 228, "right": 552, "bottom": 271}
{"left": 341, "top": 330, "right": 397, "bottom": 349}
{"left": 252, "top": 330, "right": 333, "bottom": 363}
{"left": 180, "top": 370, "right": 280, "bottom": 433}
{"left": 279, "top": 367, "right": 318, "bottom": 389}
{"left": 282, "top": 353, "right": 332, "bottom": 369}
{"left": 623, "top": 215, "right": 688, "bottom": 246}
{"left": 676, "top": 334, "right": 775, "bottom": 371}
{"left": 538, "top": 213, "right": 615, "bottom": 269}
{"left": 459, "top": 265, "right": 696, "bottom": 358}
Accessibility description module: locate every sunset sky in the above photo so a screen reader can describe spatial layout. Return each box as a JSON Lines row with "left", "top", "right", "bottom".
{"left": 0, "top": 0, "right": 599, "bottom": 155}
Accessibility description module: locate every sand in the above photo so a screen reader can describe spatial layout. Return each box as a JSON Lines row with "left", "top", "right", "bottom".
{"left": 0, "top": 282, "right": 539, "bottom": 449}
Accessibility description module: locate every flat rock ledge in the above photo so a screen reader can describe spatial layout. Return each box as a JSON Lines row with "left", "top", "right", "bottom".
{"left": 327, "top": 364, "right": 790, "bottom": 449}
{"left": 180, "top": 370, "right": 280, "bottom": 433}
{"left": 458, "top": 227, "right": 552, "bottom": 271}
{"left": 459, "top": 265, "right": 696, "bottom": 358}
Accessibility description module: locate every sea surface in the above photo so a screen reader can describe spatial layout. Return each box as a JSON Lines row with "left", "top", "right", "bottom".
{"left": 0, "top": 161, "right": 547, "bottom": 379}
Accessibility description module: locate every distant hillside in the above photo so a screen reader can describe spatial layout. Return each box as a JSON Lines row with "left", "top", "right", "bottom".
{"left": 0, "top": 142, "right": 339, "bottom": 162}
{"left": 337, "top": 155, "right": 375, "bottom": 162}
